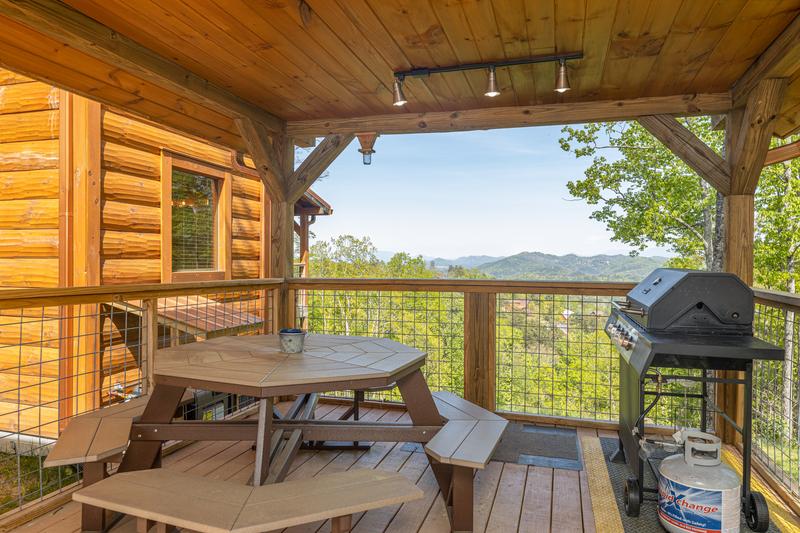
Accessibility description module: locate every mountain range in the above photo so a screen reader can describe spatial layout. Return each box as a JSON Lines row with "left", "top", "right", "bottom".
{"left": 473, "top": 252, "right": 668, "bottom": 281}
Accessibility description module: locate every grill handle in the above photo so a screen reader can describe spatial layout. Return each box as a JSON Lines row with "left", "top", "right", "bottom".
{"left": 613, "top": 301, "right": 646, "bottom": 316}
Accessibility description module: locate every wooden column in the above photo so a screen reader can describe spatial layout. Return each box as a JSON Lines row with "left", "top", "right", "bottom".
{"left": 718, "top": 78, "right": 787, "bottom": 443}
{"left": 69, "top": 94, "right": 102, "bottom": 415}
{"left": 463, "top": 292, "right": 496, "bottom": 410}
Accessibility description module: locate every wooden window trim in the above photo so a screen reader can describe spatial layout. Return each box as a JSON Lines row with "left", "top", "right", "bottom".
{"left": 161, "top": 151, "right": 232, "bottom": 283}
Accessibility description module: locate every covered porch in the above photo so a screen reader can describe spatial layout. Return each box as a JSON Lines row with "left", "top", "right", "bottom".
{"left": 0, "top": 1, "right": 799, "bottom": 532}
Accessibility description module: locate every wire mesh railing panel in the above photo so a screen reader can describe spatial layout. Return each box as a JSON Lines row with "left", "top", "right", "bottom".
{"left": 0, "top": 283, "right": 275, "bottom": 515}
{"left": 495, "top": 293, "right": 621, "bottom": 421}
{"left": 753, "top": 302, "right": 800, "bottom": 497}
{"left": 300, "top": 289, "right": 465, "bottom": 401}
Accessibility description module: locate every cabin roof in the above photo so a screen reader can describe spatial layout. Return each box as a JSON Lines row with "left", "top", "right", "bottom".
{"left": 0, "top": 1, "right": 798, "bottom": 150}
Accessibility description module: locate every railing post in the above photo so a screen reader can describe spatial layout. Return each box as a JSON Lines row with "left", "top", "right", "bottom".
{"left": 142, "top": 298, "right": 158, "bottom": 395}
{"left": 463, "top": 292, "right": 496, "bottom": 410}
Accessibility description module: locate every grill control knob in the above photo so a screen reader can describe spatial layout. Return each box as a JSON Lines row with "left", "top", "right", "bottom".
{"left": 620, "top": 337, "right": 634, "bottom": 350}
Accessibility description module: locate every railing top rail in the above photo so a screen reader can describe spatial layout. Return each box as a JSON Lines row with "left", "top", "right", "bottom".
{"left": 754, "top": 287, "right": 800, "bottom": 312}
{"left": 0, "top": 278, "right": 284, "bottom": 310}
{"left": 287, "top": 277, "right": 636, "bottom": 295}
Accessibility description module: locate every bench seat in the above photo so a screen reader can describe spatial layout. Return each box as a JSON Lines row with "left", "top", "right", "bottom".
{"left": 44, "top": 390, "right": 195, "bottom": 468}
{"left": 426, "top": 391, "right": 508, "bottom": 469}
{"left": 73, "top": 468, "right": 422, "bottom": 533}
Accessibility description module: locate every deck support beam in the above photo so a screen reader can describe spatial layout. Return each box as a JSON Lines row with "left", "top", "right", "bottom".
{"left": 637, "top": 115, "right": 731, "bottom": 195}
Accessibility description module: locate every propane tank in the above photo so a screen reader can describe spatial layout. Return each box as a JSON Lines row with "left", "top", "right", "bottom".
{"left": 658, "top": 430, "right": 741, "bottom": 533}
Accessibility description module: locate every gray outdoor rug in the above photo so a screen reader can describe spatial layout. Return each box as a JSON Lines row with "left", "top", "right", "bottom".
{"left": 491, "top": 423, "right": 582, "bottom": 470}
{"left": 599, "top": 437, "right": 780, "bottom": 532}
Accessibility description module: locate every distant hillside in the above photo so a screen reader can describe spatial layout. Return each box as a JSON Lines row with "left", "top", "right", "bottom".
{"left": 432, "top": 255, "right": 505, "bottom": 269}
{"left": 476, "top": 252, "right": 668, "bottom": 281}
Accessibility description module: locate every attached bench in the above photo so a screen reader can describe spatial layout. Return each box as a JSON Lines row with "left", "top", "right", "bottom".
{"left": 73, "top": 468, "right": 423, "bottom": 533}
{"left": 426, "top": 391, "right": 508, "bottom": 533}
{"left": 44, "top": 391, "right": 194, "bottom": 532}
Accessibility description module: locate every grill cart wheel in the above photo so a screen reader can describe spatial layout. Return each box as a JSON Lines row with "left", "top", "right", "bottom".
{"left": 746, "top": 491, "right": 769, "bottom": 532}
{"left": 624, "top": 477, "right": 641, "bottom": 517}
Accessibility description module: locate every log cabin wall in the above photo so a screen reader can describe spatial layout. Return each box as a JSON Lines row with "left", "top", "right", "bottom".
{"left": 0, "top": 68, "right": 61, "bottom": 436}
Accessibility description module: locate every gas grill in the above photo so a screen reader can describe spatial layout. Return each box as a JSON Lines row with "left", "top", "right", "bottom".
{"left": 605, "top": 268, "right": 783, "bottom": 531}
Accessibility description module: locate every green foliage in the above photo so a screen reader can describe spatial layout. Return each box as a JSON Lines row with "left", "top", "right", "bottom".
{"left": 560, "top": 119, "right": 724, "bottom": 270}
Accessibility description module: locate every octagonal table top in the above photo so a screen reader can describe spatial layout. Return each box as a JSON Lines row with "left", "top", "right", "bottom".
{"left": 153, "top": 334, "right": 427, "bottom": 396}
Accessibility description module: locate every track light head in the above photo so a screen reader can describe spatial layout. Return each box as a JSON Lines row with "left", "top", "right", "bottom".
{"left": 485, "top": 66, "right": 500, "bottom": 97}
{"left": 555, "top": 59, "right": 571, "bottom": 93}
{"left": 392, "top": 78, "right": 407, "bottom": 106}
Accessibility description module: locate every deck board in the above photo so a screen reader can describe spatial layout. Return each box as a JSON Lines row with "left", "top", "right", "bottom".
{"left": 14, "top": 404, "right": 604, "bottom": 533}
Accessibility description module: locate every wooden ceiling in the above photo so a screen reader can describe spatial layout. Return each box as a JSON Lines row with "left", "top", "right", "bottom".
{"left": 0, "top": 0, "right": 798, "bottom": 149}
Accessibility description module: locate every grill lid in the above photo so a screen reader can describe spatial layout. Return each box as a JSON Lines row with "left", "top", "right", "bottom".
{"left": 624, "top": 269, "right": 753, "bottom": 334}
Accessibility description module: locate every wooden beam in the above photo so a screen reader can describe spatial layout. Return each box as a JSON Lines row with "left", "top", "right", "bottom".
{"left": 731, "top": 14, "right": 800, "bottom": 107}
{"left": 235, "top": 117, "right": 288, "bottom": 202}
{"left": 0, "top": 0, "right": 284, "bottom": 133}
{"left": 463, "top": 292, "right": 496, "bottom": 411}
{"left": 730, "top": 78, "right": 788, "bottom": 194}
{"left": 288, "top": 134, "right": 353, "bottom": 203}
{"left": 765, "top": 139, "right": 800, "bottom": 166}
{"left": 287, "top": 93, "right": 732, "bottom": 136}
{"left": 638, "top": 115, "right": 731, "bottom": 194}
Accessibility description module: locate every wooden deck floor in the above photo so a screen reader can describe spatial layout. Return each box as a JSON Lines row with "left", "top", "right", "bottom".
{"left": 15, "top": 403, "right": 604, "bottom": 533}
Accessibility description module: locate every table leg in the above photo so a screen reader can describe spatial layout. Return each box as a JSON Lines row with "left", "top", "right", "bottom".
{"left": 119, "top": 384, "right": 186, "bottom": 473}
{"left": 396, "top": 370, "right": 453, "bottom": 511}
{"left": 80, "top": 462, "right": 107, "bottom": 532}
{"left": 253, "top": 397, "right": 273, "bottom": 486}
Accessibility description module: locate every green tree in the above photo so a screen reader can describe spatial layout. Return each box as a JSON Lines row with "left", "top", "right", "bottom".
{"left": 559, "top": 118, "right": 725, "bottom": 270}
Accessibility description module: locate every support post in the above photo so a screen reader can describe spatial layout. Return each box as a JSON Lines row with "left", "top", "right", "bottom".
{"left": 463, "top": 292, "right": 496, "bottom": 410}
{"left": 142, "top": 298, "right": 159, "bottom": 395}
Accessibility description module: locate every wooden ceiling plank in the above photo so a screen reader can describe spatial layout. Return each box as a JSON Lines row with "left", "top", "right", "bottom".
{"left": 765, "top": 139, "right": 800, "bottom": 166}
{"left": 553, "top": 0, "right": 586, "bottom": 103}
{"left": 364, "top": 0, "right": 463, "bottom": 110}
{"left": 428, "top": 1, "right": 488, "bottom": 106}
{"left": 0, "top": 21, "right": 244, "bottom": 150}
{"left": 653, "top": 0, "right": 748, "bottom": 95}
{"left": 494, "top": 0, "right": 538, "bottom": 105}
{"left": 164, "top": 0, "right": 342, "bottom": 118}
{"left": 710, "top": 5, "right": 800, "bottom": 96}
{"left": 574, "top": 0, "right": 618, "bottom": 99}
{"left": 396, "top": 0, "right": 479, "bottom": 108}
{"left": 731, "top": 12, "right": 800, "bottom": 106}
{"left": 287, "top": 93, "right": 732, "bottom": 136}
{"left": 638, "top": 115, "right": 730, "bottom": 194}
{"left": 689, "top": 0, "right": 799, "bottom": 93}
{"left": 0, "top": 0, "right": 284, "bottom": 132}
{"left": 63, "top": 0, "right": 310, "bottom": 119}
{"left": 288, "top": 134, "right": 355, "bottom": 203}
{"left": 454, "top": 2, "right": 524, "bottom": 106}
{"left": 324, "top": 0, "right": 442, "bottom": 111}
{"left": 730, "top": 78, "right": 789, "bottom": 194}
{"left": 200, "top": 0, "right": 379, "bottom": 117}
{"left": 642, "top": 0, "right": 716, "bottom": 94}
{"left": 774, "top": 68, "right": 800, "bottom": 137}
{"left": 526, "top": 1, "right": 557, "bottom": 104}
{"left": 613, "top": 0, "right": 683, "bottom": 99}
{"left": 265, "top": 1, "right": 397, "bottom": 112}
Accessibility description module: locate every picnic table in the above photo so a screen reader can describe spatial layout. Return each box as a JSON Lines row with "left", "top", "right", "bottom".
{"left": 119, "top": 334, "right": 445, "bottom": 485}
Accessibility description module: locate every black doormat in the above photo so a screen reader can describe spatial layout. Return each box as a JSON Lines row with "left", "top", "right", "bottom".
{"left": 491, "top": 423, "right": 582, "bottom": 470}
{"left": 599, "top": 437, "right": 780, "bottom": 532}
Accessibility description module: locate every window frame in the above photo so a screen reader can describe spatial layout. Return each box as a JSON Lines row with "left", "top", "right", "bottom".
{"left": 161, "top": 152, "right": 232, "bottom": 283}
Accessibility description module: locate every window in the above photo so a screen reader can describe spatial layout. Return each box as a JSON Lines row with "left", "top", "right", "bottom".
{"left": 161, "top": 153, "right": 231, "bottom": 282}
{"left": 172, "top": 170, "right": 216, "bottom": 272}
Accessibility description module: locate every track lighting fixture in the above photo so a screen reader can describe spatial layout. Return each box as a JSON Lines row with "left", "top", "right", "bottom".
{"left": 390, "top": 52, "right": 581, "bottom": 107}
{"left": 392, "top": 77, "right": 407, "bottom": 106}
{"left": 555, "top": 59, "right": 571, "bottom": 93}
{"left": 485, "top": 66, "right": 500, "bottom": 97}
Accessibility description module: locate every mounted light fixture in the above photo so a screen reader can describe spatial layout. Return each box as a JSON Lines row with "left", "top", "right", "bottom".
{"left": 484, "top": 66, "right": 500, "bottom": 97}
{"left": 555, "top": 59, "right": 570, "bottom": 93}
{"left": 356, "top": 132, "right": 379, "bottom": 165}
{"left": 391, "top": 51, "right": 581, "bottom": 106}
{"left": 392, "top": 77, "right": 407, "bottom": 106}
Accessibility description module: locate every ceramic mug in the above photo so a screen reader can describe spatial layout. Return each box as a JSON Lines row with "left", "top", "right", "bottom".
{"left": 279, "top": 328, "right": 307, "bottom": 353}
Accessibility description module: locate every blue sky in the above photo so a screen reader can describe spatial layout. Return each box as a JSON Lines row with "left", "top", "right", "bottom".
{"left": 307, "top": 126, "right": 671, "bottom": 259}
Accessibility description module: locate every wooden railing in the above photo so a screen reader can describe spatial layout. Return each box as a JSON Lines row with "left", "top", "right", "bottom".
{"left": 1, "top": 277, "right": 798, "bottom": 516}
